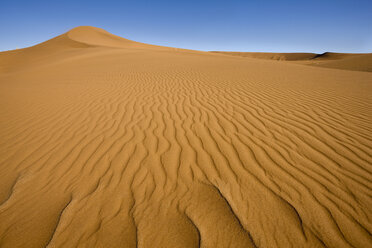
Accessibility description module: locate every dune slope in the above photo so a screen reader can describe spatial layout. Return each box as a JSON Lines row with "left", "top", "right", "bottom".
{"left": 0, "top": 26, "right": 371, "bottom": 248}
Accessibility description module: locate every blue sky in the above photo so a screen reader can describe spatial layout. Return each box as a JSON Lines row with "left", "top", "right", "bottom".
{"left": 1, "top": 0, "right": 371, "bottom": 52}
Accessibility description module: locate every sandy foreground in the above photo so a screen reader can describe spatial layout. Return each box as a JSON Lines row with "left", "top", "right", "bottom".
{"left": 0, "top": 26, "right": 371, "bottom": 248}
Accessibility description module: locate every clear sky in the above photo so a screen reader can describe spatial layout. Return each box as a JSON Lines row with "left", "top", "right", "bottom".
{"left": 1, "top": 0, "right": 371, "bottom": 53}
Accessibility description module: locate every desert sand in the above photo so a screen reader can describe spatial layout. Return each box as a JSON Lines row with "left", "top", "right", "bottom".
{"left": 0, "top": 26, "right": 371, "bottom": 248}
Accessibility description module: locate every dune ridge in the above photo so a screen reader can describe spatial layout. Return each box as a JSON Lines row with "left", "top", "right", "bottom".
{"left": 0, "top": 26, "right": 371, "bottom": 248}
{"left": 0, "top": 26, "right": 186, "bottom": 74}
{"left": 66, "top": 26, "right": 158, "bottom": 49}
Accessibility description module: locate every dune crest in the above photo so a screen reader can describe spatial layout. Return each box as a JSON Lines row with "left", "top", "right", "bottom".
{"left": 66, "top": 26, "right": 163, "bottom": 49}
{"left": 0, "top": 27, "right": 371, "bottom": 248}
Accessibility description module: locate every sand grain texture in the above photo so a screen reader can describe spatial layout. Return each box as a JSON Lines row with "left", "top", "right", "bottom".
{"left": 0, "top": 26, "right": 371, "bottom": 248}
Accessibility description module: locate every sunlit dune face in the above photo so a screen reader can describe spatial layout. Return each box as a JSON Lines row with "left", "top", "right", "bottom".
{"left": 0, "top": 27, "right": 371, "bottom": 248}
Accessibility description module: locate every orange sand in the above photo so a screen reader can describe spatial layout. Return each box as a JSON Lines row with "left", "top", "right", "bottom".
{"left": 0, "top": 26, "right": 371, "bottom": 248}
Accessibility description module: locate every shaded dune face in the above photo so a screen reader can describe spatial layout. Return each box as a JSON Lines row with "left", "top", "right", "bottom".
{"left": 0, "top": 26, "right": 371, "bottom": 248}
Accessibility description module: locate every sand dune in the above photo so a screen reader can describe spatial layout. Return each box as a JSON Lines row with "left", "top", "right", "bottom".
{"left": 212, "top": 51, "right": 372, "bottom": 72}
{"left": 305, "top": 53, "right": 372, "bottom": 72}
{"left": 0, "top": 26, "right": 371, "bottom": 248}
{"left": 210, "top": 52, "right": 319, "bottom": 61}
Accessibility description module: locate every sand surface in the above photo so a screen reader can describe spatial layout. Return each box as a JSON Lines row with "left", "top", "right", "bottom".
{"left": 0, "top": 26, "right": 371, "bottom": 248}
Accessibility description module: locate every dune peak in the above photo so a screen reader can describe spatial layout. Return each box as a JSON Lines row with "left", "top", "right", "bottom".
{"left": 65, "top": 26, "right": 136, "bottom": 48}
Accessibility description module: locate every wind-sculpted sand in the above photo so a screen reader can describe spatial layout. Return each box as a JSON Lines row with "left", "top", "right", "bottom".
{"left": 0, "top": 26, "right": 371, "bottom": 248}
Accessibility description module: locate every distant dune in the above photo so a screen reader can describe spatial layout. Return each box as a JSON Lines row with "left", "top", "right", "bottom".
{"left": 211, "top": 51, "right": 372, "bottom": 72}
{"left": 210, "top": 51, "right": 319, "bottom": 61}
{"left": 0, "top": 26, "right": 188, "bottom": 74}
{"left": 0, "top": 26, "right": 371, "bottom": 248}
